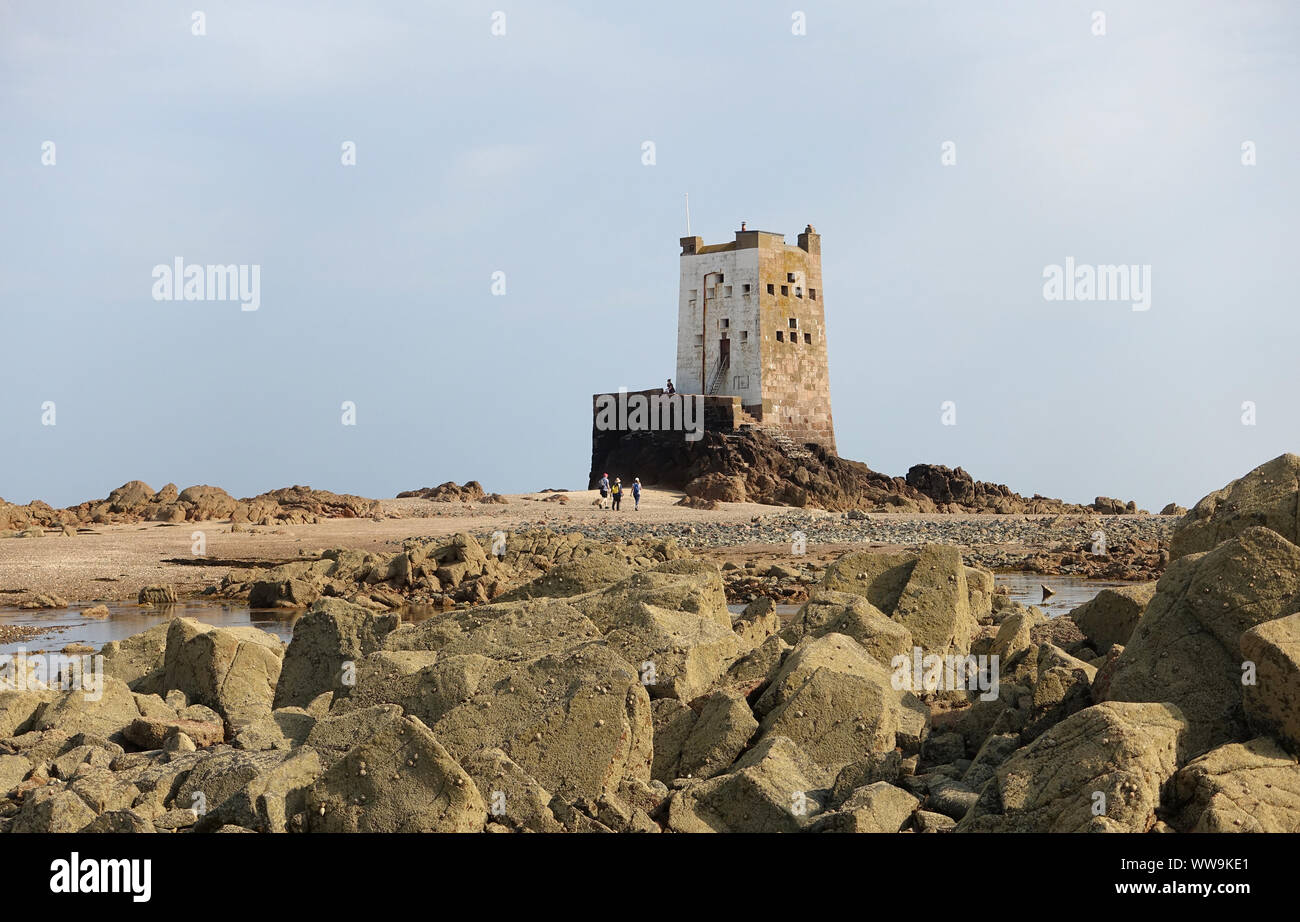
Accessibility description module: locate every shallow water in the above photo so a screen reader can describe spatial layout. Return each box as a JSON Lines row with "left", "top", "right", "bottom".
{"left": 0, "top": 599, "right": 458, "bottom": 656}
{"left": 725, "top": 572, "right": 1129, "bottom": 621}
{"left": 0, "top": 571, "right": 1133, "bottom": 655}
{"left": 995, "top": 572, "right": 1132, "bottom": 617}
{"left": 0, "top": 601, "right": 298, "bottom": 656}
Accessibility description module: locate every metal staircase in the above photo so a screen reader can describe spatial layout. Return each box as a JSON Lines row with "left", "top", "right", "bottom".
{"left": 706, "top": 357, "right": 730, "bottom": 395}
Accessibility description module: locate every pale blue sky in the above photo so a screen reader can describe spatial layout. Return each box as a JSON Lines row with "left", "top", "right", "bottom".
{"left": 2, "top": 1, "right": 1298, "bottom": 510}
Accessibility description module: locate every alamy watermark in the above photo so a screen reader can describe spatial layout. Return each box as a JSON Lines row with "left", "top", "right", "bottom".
{"left": 1043, "top": 257, "right": 1150, "bottom": 311}
{"left": 594, "top": 388, "right": 704, "bottom": 442}
{"left": 152, "top": 258, "right": 260, "bottom": 311}
{"left": 891, "top": 647, "right": 1000, "bottom": 701}
{"left": 1, "top": 649, "right": 104, "bottom": 701}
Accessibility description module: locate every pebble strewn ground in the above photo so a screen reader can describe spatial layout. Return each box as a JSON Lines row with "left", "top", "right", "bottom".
{"left": 470, "top": 511, "right": 1175, "bottom": 575}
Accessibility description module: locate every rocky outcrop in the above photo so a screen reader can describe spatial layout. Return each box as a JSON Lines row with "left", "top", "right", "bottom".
{"left": 1170, "top": 737, "right": 1300, "bottom": 832}
{"left": 1102, "top": 527, "right": 1300, "bottom": 758}
{"left": 817, "top": 545, "right": 986, "bottom": 658}
{"left": 1070, "top": 582, "right": 1157, "bottom": 651}
{"left": 6, "top": 480, "right": 383, "bottom": 533}
{"left": 752, "top": 633, "right": 928, "bottom": 781}
{"left": 162, "top": 619, "right": 285, "bottom": 731}
{"left": 665, "top": 736, "right": 828, "bottom": 832}
{"left": 305, "top": 708, "right": 484, "bottom": 833}
{"left": 396, "top": 481, "right": 486, "bottom": 502}
{"left": 1171, "top": 453, "right": 1300, "bottom": 558}
{"left": 590, "top": 428, "right": 1132, "bottom": 514}
{"left": 1240, "top": 612, "right": 1300, "bottom": 753}
{"left": 273, "top": 600, "right": 398, "bottom": 709}
{"left": 957, "top": 702, "right": 1186, "bottom": 832}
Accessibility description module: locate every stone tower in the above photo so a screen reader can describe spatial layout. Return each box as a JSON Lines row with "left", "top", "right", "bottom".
{"left": 674, "top": 224, "right": 836, "bottom": 452}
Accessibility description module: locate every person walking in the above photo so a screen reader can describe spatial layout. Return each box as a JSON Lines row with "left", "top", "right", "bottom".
{"left": 598, "top": 472, "right": 610, "bottom": 509}
{"left": 612, "top": 477, "right": 623, "bottom": 511}
{"left": 632, "top": 477, "right": 641, "bottom": 510}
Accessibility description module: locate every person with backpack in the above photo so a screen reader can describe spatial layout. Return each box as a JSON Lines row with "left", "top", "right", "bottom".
{"left": 632, "top": 477, "right": 642, "bottom": 510}
{"left": 612, "top": 477, "right": 623, "bottom": 510}
{"left": 598, "top": 472, "right": 610, "bottom": 509}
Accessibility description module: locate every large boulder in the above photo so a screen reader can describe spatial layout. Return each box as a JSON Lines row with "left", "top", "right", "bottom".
{"left": 601, "top": 602, "right": 747, "bottom": 701}
{"left": 162, "top": 619, "right": 284, "bottom": 731}
{"left": 99, "top": 622, "right": 171, "bottom": 693}
{"left": 675, "top": 689, "right": 759, "bottom": 780}
{"left": 819, "top": 550, "right": 917, "bottom": 613}
{"left": 753, "top": 633, "right": 928, "bottom": 781}
{"left": 461, "top": 747, "right": 564, "bottom": 833}
{"left": 782, "top": 591, "right": 913, "bottom": 666}
{"left": 494, "top": 555, "right": 634, "bottom": 602}
{"left": 1103, "top": 527, "right": 1300, "bottom": 758}
{"left": 336, "top": 600, "right": 654, "bottom": 802}
{"left": 1070, "top": 582, "right": 1157, "bottom": 651}
{"left": 1240, "top": 612, "right": 1300, "bottom": 753}
{"left": 10, "top": 786, "right": 96, "bottom": 833}
{"left": 957, "top": 701, "right": 1186, "bottom": 833}
{"left": 1170, "top": 737, "right": 1300, "bottom": 832}
{"left": 811, "top": 781, "right": 919, "bottom": 833}
{"left": 1171, "top": 454, "right": 1300, "bottom": 559}
{"left": 891, "top": 545, "right": 979, "bottom": 657}
{"left": 0, "top": 689, "right": 56, "bottom": 738}
{"left": 274, "top": 599, "right": 398, "bottom": 709}
{"left": 32, "top": 676, "right": 142, "bottom": 743}
{"left": 305, "top": 708, "right": 485, "bottom": 832}
{"left": 179, "top": 746, "right": 324, "bottom": 832}
{"left": 665, "top": 736, "right": 827, "bottom": 833}
{"left": 569, "top": 559, "right": 731, "bottom": 633}
{"left": 817, "top": 546, "right": 986, "bottom": 658}
{"left": 177, "top": 485, "right": 240, "bottom": 521}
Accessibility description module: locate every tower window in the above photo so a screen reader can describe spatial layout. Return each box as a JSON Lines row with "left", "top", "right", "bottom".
{"left": 776, "top": 331, "right": 784, "bottom": 342}
{"left": 742, "top": 284, "right": 751, "bottom": 294}
{"left": 788, "top": 318, "right": 798, "bottom": 329}
{"left": 766, "top": 284, "right": 775, "bottom": 295}
{"left": 804, "top": 332, "right": 812, "bottom": 344}
{"left": 740, "top": 330, "right": 748, "bottom": 342}
{"left": 721, "top": 318, "right": 729, "bottom": 329}
{"left": 689, "top": 289, "right": 697, "bottom": 299}
{"left": 809, "top": 288, "right": 816, "bottom": 300}
{"left": 786, "top": 272, "right": 795, "bottom": 283}
{"left": 694, "top": 334, "right": 704, "bottom": 346}
{"left": 780, "top": 285, "right": 788, "bottom": 296}
{"left": 724, "top": 285, "right": 733, "bottom": 297}
{"left": 795, "top": 287, "right": 802, "bottom": 298}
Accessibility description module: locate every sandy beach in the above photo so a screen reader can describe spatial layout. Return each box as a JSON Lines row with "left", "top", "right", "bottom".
{"left": 0, "top": 487, "right": 1173, "bottom": 605}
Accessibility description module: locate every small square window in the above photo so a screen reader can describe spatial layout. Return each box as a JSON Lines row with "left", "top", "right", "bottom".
{"left": 689, "top": 289, "right": 697, "bottom": 299}
{"left": 742, "top": 284, "right": 751, "bottom": 294}
{"left": 780, "top": 285, "right": 788, "bottom": 296}
{"left": 694, "top": 334, "right": 704, "bottom": 346}
{"left": 788, "top": 318, "right": 798, "bottom": 329}
{"left": 795, "top": 287, "right": 802, "bottom": 298}
{"left": 740, "top": 330, "right": 748, "bottom": 342}
{"left": 721, "top": 318, "right": 729, "bottom": 329}
{"left": 809, "top": 288, "right": 817, "bottom": 300}
{"left": 786, "top": 272, "right": 795, "bottom": 283}
{"left": 803, "top": 332, "right": 812, "bottom": 344}
{"left": 766, "top": 283, "right": 775, "bottom": 295}
{"left": 717, "top": 273, "right": 724, "bottom": 282}
{"left": 776, "top": 331, "right": 784, "bottom": 342}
